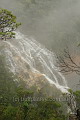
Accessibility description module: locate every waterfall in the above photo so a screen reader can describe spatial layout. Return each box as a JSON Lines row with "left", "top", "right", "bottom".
{"left": 1, "top": 31, "right": 69, "bottom": 93}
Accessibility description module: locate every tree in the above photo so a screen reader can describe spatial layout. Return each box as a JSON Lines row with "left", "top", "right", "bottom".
{"left": 0, "top": 8, "right": 21, "bottom": 40}
{"left": 57, "top": 48, "right": 80, "bottom": 117}
{"left": 73, "top": 91, "right": 80, "bottom": 108}
{"left": 0, "top": 55, "right": 17, "bottom": 105}
{"left": 57, "top": 48, "right": 80, "bottom": 75}
{"left": 3, "top": 105, "right": 17, "bottom": 120}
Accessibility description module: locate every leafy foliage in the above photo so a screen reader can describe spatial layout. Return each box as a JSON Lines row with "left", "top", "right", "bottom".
{"left": 0, "top": 8, "right": 21, "bottom": 40}
{"left": 0, "top": 55, "right": 17, "bottom": 104}
{"left": 0, "top": 55, "right": 67, "bottom": 120}
{"left": 73, "top": 91, "right": 80, "bottom": 108}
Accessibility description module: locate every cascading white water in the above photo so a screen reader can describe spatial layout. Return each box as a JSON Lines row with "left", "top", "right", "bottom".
{"left": 1, "top": 31, "right": 69, "bottom": 93}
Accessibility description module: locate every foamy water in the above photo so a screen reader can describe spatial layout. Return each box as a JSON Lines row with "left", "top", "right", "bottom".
{"left": 2, "top": 31, "right": 69, "bottom": 93}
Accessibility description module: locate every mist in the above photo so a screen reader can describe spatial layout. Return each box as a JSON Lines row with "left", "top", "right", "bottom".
{"left": 0, "top": 0, "right": 80, "bottom": 52}
{"left": 0, "top": 0, "right": 80, "bottom": 89}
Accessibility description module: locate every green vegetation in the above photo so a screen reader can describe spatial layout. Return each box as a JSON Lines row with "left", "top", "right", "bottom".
{"left": 74, "top": 91, "right": 80, "bottom": 108}
{"left": 0, "top": 7, "right": 80, "bottom": 120}
{"left": 0, "top": 8, "right": 21, "bottom": 40}
{"left": 0, "top": 55, "right": 67, "bottom": 120}
{"left": 0, "top": 54, "right": 80, "bottom": 120}
{"left": 0, "top": 55, "right": 80, "bottom": 120}
{"left": 0, "top": 55, "right": 17, "bottom": 104}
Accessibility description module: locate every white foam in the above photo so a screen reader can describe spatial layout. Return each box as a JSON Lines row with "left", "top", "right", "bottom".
{"left": 3, "top": 31, "right": 69, "bottom": 93}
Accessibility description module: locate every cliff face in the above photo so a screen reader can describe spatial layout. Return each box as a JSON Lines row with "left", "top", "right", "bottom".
{"left": 17, "top": 70, "right": 62, "bottom": 97}
{"left": 0, "top": 32, "right": 68, "bottom": 95}
{"left": 69, "top": 114, "right": 78, "bottom": 120}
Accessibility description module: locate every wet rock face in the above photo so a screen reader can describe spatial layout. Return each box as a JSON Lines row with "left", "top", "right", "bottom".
{"left": 0, "top": 32, "right": 68, "bottom": 94}
{"left": 69, "top": 114, "right": 78, "bottom": 120}
{"left": 77, "top": 109, "right": 80, "bottom": 119}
